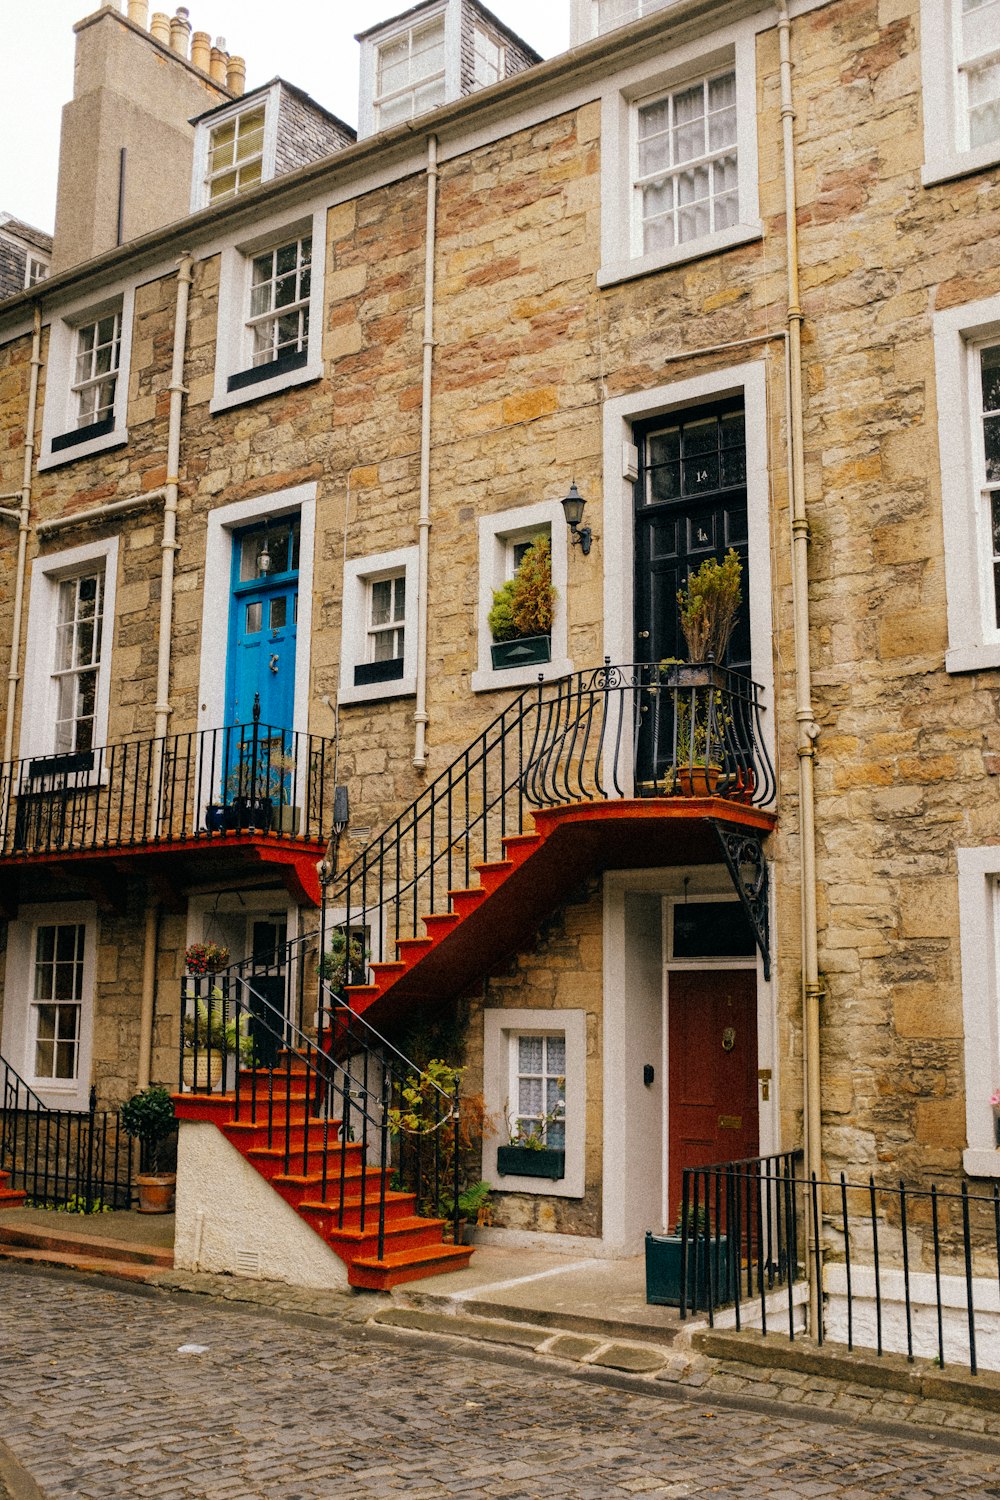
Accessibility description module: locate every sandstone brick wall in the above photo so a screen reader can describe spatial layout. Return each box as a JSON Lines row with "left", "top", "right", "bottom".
{"left": 0, "top": 0, "right": 997, "bottom": 1193}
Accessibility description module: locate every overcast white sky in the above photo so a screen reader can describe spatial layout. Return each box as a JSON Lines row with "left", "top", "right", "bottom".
{"left": 1, "top": 1, "right": 571, "bottom": 233}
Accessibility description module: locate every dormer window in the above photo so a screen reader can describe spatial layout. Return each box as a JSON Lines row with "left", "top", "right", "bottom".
{"left": 570, "top": 0, "right": 669, "bottom": 42}
{"left": 375, "top": 16, "right": 446, "bottom": 129}
{"left": 26, "top": 255, "right": 49, "bottom": 288}
{"left": 207, "top": 104, "right": 266, "bottom": 203}
{"left": 473, "top": 27, "right": 504, "bottom": 87}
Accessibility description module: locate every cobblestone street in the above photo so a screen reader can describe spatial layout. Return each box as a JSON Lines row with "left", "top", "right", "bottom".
{"left": 1, "top": 1268, "right": 1000, "bottom": 1499}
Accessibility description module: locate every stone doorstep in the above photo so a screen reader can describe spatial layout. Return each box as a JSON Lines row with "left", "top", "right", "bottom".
{"left": 397, "top": 1289, "right": 683, "bottom": 1349}
{"left": 694, "top": 1329, "right": 1000, "bottom": 1416}
{"left": 371, "top": 1306, "right": 672, "bottom": 1375}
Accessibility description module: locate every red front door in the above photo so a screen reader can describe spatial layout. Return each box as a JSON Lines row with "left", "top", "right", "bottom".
{"left": 667, "top": 969, "right": 759, "bottom": 1224}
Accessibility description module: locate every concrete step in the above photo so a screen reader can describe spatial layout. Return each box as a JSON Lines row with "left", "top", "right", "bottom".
{"left": 0, "top": 1221, "right": 173, "bottom": 1268}
{"left": 370, "top": 1306, "right": 673, "bottom": 1374}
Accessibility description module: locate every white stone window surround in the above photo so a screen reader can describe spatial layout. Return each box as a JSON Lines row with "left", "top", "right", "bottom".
{"left": 0, "top": 900, "right": 97, "bottom": 1113}
{"left": 338, "top": 545, "right": 420, "bottom": 707}
{"left": 190, "top": 84, "right": 281, "bottom": 215}
{"left": 483, "top": 1007, "right": 587, "bottom": 1198}
{"left": 921, "top": 0, "right": 1000, "bottom": 188}
{"left": 597, "top": 20, "right": 761, "bottom": 289}
{"left": 472, "top": 499, "right": 572, "bottom": 694}
{"left": 196, "top": 485, "right": 316, "bottom": 744}
{"left": 19, "top": 535, "right": 120, "bottom": 765}
{"left": 600, "top": 360, "right": 776, "bottom": 776}
{"left": 358, "top": 0, "right": 458, "bottom": 142}
{"left": 210, "top": 207, "right": 326, "bottom": 416}
{"left": 602, "top": 866, "right": 777, "bottom": 1254}
{"left": 957, "top": 846, "right": 1000, "bottom": 1178}
{"left": 26, "top": 254, "right": 50, "bottom": 289}
{"left": 933, "top": 292, "right": 1000, "bottom": 673}
{"left": 37, "top": 286, "right": 135, "bottom": 473}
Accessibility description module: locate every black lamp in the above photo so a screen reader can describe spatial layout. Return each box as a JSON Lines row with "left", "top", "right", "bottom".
{"left": 561, "top": 481, "right": 592, "bottom": 556}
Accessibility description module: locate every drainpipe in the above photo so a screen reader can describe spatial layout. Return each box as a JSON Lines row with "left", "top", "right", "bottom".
{"left": 413, "top": 135, "right": 439, "bottom": 771}
{"left": 777, "top": 0, "right": 823, "bottom": 1332}
{"left": 3, "top": 305, "right": 42, "bottom": 769}
{"left": 154, "top": 254, "right": 193, "bottom": 754}
{"left": 36, "top": 487, "right": 166, "bottom": 539}
{"left": 136, "top": 901, "right": 158, "bottom": 1089}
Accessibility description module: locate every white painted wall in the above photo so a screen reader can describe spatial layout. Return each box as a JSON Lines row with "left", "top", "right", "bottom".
{"left": 824, "top": 1263, "right": 1000, "bottom": 1374}
{"left": 174, "top": 1121, "right": 348, "bottom": 1291}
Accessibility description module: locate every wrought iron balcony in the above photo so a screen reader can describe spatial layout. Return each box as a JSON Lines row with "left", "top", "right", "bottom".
{"left": 0, "top": 715, "right": 337, "bottom": 860}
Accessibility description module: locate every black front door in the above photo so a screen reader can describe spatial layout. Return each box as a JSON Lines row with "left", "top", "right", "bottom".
{"left": 633, "top": 402, "right": 750, "bottom": 783}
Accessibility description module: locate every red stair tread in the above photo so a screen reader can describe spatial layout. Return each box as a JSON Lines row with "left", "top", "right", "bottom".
{"left": 348, "top": 1243, "right": 473, "bottom": 1288}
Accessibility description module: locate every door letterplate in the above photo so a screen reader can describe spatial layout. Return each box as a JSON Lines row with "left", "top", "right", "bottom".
{"left": 719, "top": 1114, "right": 742, "bottom": 1130}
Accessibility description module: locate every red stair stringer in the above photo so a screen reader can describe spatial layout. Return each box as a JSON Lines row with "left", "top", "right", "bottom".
{"left": 172, "top": 1063, "right": 472, "bottom": 1291}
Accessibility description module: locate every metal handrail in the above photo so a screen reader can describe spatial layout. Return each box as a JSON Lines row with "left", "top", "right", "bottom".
{"left": 0, "top": 707, "right": 337, "bottom": 857}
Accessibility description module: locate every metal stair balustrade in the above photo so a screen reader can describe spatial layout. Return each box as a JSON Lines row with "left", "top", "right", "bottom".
{"left": 330, "top": 661, "right": 774, "bottom": 971}
{"left": 174, "top": 957, "right": 474, "bottom": 1289}
{"left": 0, "top": 717, "right": 336, "bottom": 857}
{"left": 0, "top": 1055, "right": 132, "bottom": 1210}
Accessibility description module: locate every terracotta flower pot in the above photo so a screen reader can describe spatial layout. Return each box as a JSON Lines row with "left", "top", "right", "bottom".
{"left": 674, "top": 765, "right": 722, "bottom": 797}
{"left": 135, "top": 1173, "right": 176, "bottom": 1214}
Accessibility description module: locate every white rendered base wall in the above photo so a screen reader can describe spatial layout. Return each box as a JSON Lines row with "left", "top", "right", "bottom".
{"left": 824, "top": 1263, "right": 1000, "bottom": 1372}
{"left": 174, "top": 1120, "right": 348, "bottom": 1291}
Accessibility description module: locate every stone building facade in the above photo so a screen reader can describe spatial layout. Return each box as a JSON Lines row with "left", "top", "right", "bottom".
{"left": 0, "top": 0, "right": 999, "bottom": 1276}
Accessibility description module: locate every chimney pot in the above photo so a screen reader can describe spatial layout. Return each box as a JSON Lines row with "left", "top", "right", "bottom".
{"left": 209, "top": 44, "right": 228, "bottom": 84}
{"left": 126, "top": 0, "right": 149, "bottom": 26}
{"left": 149, "top": 10, "right": 170, "bottom": 44}
{"left": 226, "top": 55, "right": 246, "bottom": 96}
{"left": 169, "top": 9, "right": 191, "bottom": 57}
{"left": 191, "top": 30, "right": 211, "bottom": 72}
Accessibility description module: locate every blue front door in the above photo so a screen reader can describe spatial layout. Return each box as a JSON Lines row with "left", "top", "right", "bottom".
{"left": 226, "top": 517, "right": 299, "bottom": 731}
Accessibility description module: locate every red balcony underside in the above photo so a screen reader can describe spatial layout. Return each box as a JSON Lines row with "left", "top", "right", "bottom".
{"left": 0, "top": 832, "right": 324, "bottom": 913}
{"left": 350, "top": 796, "right": 775, "bottom": 1030}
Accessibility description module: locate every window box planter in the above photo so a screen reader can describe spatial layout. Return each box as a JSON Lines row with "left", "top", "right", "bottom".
{"left": 496, "top": 1144, "right": 565, "bottom": 1180}
{"left": 491, "top": 635, "right": 551, "bottom": 671}
{"left": 645, "top": 1229, "right": 729, "bottom": 1308}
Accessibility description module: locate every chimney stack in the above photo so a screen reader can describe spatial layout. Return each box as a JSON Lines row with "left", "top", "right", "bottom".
{"left": 149, "top": 11, "right": 170, "bottom": 44}
{"left": 127, "top": 0, "right": 149, "bottom": 26}
{"left": 210, "top": 40, "right": 228, "bottom": 83}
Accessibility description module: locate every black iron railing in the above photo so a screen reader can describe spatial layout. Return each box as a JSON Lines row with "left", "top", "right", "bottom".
{"left": 331, "top": 661, "right": 773, "bottom": 968}
{"left": 179, "top": 946, "right": 464, "bottom": 1256}
{"left": 680, "top": 1158, "right": 1000, "bottom": 1377}
{"left": 0, "top": 1058, "right": 132, "bottom": 1210}
{"left": 0, "top": 700, "right": 335, "bottom": 857}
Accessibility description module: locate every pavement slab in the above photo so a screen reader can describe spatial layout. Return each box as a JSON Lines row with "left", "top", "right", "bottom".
{"left": 2, "top": 1265, "right": 1000, "bottom": 1499}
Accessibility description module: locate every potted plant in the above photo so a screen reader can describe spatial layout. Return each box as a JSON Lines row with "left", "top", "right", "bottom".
{"left": 992, "top": 1088, "right": 1000, "bottom": 1147}
{"left": 387, "top": 1058, "right": 494, "bottom": 1230}
{"left": 184, "top": 942, "right": 231, "bottom": 977}
{"left": 496, "top": 1100, "right": 566, "bottom": 1180}
{"left": 120, "top": 1086, "right": 176, "bottom": 1214}
{"left": 489, "top": 534, "right": 555, "bottom": 670}
{"left": 318, "top": 927, "right": 368, "bottom": 1000}
{"left": 666, "top": 549, "right": 743, "bottom": 795}
{"left": 182, "top": 988, "right": 253, "bottom": 1090}
{"left": 645, "top": 1206, "right": 730, "bottom": 1309}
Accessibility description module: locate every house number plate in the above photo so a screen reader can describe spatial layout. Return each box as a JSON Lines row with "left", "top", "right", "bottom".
{"left": 719, "top": 1115, "right": 743, "bottom": 1130}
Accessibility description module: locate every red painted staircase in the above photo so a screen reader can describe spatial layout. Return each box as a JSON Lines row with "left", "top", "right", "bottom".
{"left": 0, "top": 1168, "right": 25, "bottom": 1207}
{"left": 173, "top": 1057, "right": 473, "bottom": 1290}
{"left": 342, "top": 798, "right": 775, "bottom": 1031}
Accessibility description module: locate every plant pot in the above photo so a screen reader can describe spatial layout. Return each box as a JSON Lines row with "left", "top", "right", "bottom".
{"left": 491, "top": 635, "right": 551, "bottom": 670}
{"left": 496, "top": 1144, "right": 565, "bottom": 1180}
{"left": 275, "top": 804, "right": 301, "bottom": 835}
{"left": 222, "top": 797, "right": 272, "bottom": 832}
{"left": 645, "top": 1230, "right": 729, "bottom": 1308}
{"left": 135, "top": 1173, "right": 176, "bottom": 1214}
{"left": 662, "top": 663, "right": 727, "bottom": 690}
{"left": 204, "top": 803, "right": 225, "bottom": 833}
{"left": 182, "top": 1052, "right": 224, "bottom": 1092}
{"left": 674, "top": 765, "right": 722, "bottom": 797}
